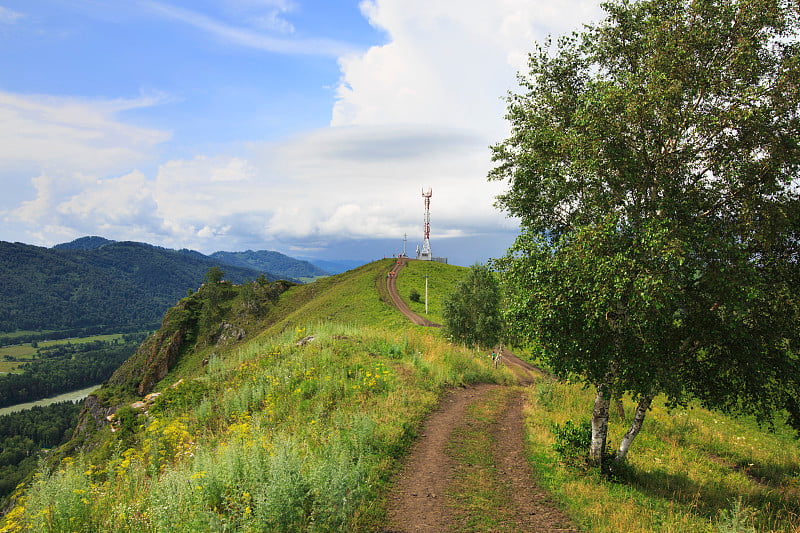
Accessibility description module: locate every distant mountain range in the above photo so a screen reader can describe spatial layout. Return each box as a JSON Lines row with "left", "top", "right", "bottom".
{"left": 211, "top": 250, "right": 329, "bottom": 280}
{"left": 0, "top": 237, "right": 345, "bottom": 334}
{"left": 301, "top": 258, "right": 366, "bottom": 275}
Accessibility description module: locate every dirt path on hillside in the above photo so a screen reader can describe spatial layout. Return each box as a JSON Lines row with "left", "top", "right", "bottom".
{"left": 386, "top": 259, "right": 440, "bottom": 327}
{"left": 385, "top": 383, "right": 498, "bottom": 532}
{"left": 384, "top": 259, "right": 548, "bottom": 381}
{"left": 383, "top": 261, "right": 578, "bottom": 532}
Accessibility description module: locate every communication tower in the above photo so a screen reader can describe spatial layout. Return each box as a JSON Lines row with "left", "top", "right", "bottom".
{"left": 418, "top": 188, "right": 432, "bottom": 260}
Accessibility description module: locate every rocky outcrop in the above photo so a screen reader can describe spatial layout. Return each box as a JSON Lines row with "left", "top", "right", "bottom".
{"left": 108, "top": 296, "right": 200, "bottom": 397}
{"left": 217, "top": 322, "right": 246, "bottom": 345}
{"left": 135, "top": 326, "right": 187, "bottom": 396}
{"left": 73, "top": 394, "right": 117, "bottom": 435}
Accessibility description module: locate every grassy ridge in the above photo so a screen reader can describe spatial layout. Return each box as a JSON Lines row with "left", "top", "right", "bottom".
{"left": 1, "top": 259, "right": 514, "bottom": 532}
{"left": 259, "top": 259, "right": 410, "bottom": 336}
{"left": 4, "top": 325, "right": 512, "bottom": 531}
{"left": 2, "top": 258, "right": 799, "bottom": 532}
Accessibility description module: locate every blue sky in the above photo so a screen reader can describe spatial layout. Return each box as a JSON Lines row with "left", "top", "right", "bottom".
{"left": 0, "top": 0, "right": 603, "bottom": 266}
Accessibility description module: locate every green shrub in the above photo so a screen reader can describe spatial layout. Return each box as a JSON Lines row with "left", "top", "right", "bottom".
{"left": 551, "top": 420, "right": 591, "bottom": 466}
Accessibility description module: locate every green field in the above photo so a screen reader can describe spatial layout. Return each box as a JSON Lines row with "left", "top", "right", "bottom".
{"left": 0, "top": 330, "right": 57, "bottom": 339}
{"left": 0, "top": 361, "right": 24, "bottom": 373}
{"left": 0, "top": 333, "right": 146, "bottom": 371}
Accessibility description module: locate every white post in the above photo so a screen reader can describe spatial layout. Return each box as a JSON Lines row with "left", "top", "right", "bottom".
{"left": 425, "top": 275, "right": 429, "bottom": 315}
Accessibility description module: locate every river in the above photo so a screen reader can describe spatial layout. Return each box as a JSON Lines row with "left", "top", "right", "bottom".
{"left": 0, "top": 384, "right": 100, "bottom": 417}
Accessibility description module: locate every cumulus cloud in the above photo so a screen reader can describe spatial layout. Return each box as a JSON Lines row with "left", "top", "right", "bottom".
{"left": 11, "top": 171, "right": 164, "bottom": 242}
{"left": 333, "top": 0, "right": 604, "bottom": 136}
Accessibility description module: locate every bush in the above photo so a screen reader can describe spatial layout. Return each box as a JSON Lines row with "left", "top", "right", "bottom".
{"left": 409, "top": 289, "right": 421, "bottom": 303}
{"left": 551, "top": 420, "right": 592, "bottom": 466}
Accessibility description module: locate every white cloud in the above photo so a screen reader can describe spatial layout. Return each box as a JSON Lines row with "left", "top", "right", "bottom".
{"left": 225, "top": 0, "right": 297, "bottom": 33}
{"left": 11, "top": 171, "right": 165, "bottom": 242}
{"left": 141, "top": 1, "right": 355, "bottom": 56}
{"left": 57, "top": 171, "right": 156, "bottom": 224}
{"left": 0, "top": 91, "right": 171, "bottom": 175}
{"left": 333, "top": 0, "right": 604, "bottom": 137}
{"left": 0, "top": 6, "right": 24, "bottom": 24}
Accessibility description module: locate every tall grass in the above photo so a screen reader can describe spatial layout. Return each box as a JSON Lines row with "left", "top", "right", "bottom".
{"left": 523, "top": 378, "right": 800, "bottom": 532}
{"left": 4, "top": 323, "right": 513, "bottom": 532}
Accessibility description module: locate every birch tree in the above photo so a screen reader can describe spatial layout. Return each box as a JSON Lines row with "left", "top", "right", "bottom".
{"left": 442, "top": 263, "right": 504, "bottom": 349}
{"left": 491, "top": 0, "right": 800, "bottom": 466}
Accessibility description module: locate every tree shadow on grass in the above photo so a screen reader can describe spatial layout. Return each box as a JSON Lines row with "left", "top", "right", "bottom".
{"left": 620, "top": 464, "right": 800, "bottom": 524}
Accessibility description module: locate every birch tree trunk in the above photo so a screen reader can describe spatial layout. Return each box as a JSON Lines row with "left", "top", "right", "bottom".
{"left": 615, "top": 395, "right": 653, "bottom": 463}
{"left": 590, "top": 385, "right": 611, "bottom": 464}
{"left": 615, "top": 397, "right": 625, "bottom": 420}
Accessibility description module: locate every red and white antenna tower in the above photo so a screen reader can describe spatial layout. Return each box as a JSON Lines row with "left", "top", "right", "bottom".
{"left": 419, "top": 188, "right": 432, "bottom": 260}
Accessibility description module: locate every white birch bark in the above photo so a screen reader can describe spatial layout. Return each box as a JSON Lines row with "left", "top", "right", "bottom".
{"left": 615, "top": 395, "right": 653, "bottom": 463}
{"left": 590, "top": 386, "right": 611, "bottom": 464}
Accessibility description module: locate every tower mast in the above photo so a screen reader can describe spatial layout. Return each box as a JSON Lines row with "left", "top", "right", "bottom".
{"left": 419, "top": 188, "right": 432, "bottom": 260}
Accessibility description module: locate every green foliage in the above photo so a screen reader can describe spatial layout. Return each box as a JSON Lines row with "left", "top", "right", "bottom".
{"left": 149, "top": 380, "right": 209, "bottom": 416}
{"left": 491, "top": 0, "right": 800, "bottom": 464}
{"left": 551, "top": 420, "right": 592, "bottom": 466}
{"left": 715, "top": 498, "right": 757, "bottom": 533}
{"left": 204, "top": 266, "right": 224, "bottom": 286}
{"left": 409, "top": 288, "right": 421, "bottom": 303}
{"left": 442, "top": 263, "right": 504, "bottom": 349}
{"left": 0, "top": 402, "right": 81, "bottom": 505}
{"left": 113, "top": 405, "right": 141, "bottom": 447}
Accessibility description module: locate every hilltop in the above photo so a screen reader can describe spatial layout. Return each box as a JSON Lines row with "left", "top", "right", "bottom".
{"left": 51, "top": 236, "right": 116, "bottom": 251}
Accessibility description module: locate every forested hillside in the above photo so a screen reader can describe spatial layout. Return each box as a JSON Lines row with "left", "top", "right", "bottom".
{"left": 211, "top": 249, "right": 329, "bottom": 280}
{"left": 51, "top": 236, "right": 115, "bottom": 251}
{"left": 0, "top": 241, "right": 268, "bottom": 333}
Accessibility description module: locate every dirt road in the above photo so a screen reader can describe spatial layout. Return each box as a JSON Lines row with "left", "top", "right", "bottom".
{"left": 383, "top": 260, "right": 578, "bottom": 532}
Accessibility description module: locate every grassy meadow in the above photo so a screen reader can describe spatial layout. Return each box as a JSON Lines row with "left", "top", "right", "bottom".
{"left": 0, "top": 259, "right": 514, "bottom": 532}
{"left": 522, "top": 378, "right": 800, "bottom": 532}
{"left": 2, "top": 324, "right": 512, "bottom": 532}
